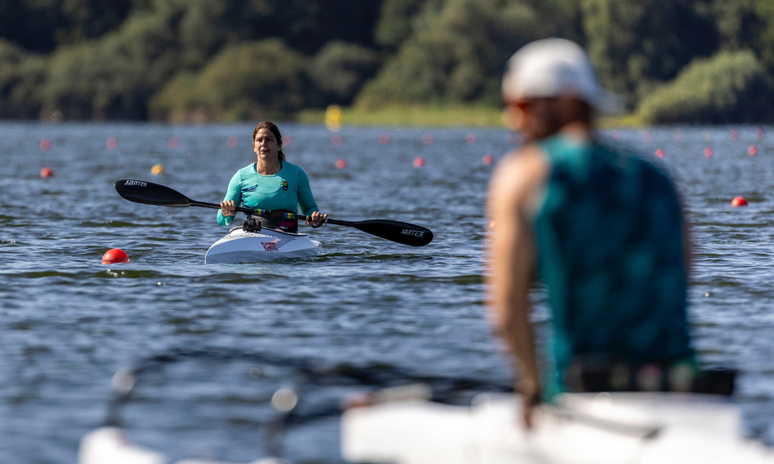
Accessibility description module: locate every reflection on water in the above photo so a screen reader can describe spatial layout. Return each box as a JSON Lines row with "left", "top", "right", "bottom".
{"left": 1, "top": 123, "right": 773, "bottom": 462}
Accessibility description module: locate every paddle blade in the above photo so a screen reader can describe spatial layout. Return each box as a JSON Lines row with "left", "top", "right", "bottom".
{"left": 115, "top": 179, "right": 194, "bottom": 207}
{"left": 351, "top": 220, "right": 433, "bottom": 246}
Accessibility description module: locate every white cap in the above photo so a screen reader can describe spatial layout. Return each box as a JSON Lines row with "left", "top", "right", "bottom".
{"left": 502, "top": 38, "right": 622, "bottom": 114}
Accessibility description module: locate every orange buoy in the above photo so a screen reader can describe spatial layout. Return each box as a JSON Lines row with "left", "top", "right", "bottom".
{"left": 40, "top": 139, "right": 51, "bottom": 151}
{"left": 482, "top": 154, "right": 494, "bottom": 165}
{"left": 331, "top": 134, "right": 343, "bottom": 146}
{"left": 729, "top": 129, "right": 739, "bottom": 141}
{"left": 335, "top": 158, "right": 348, "bottom": 169}
{"left": 730, "top": 196, "right": 748, "bottom": 207}
{"left": 379, "top": 133, "right": 391, "bottom": 145}
{"left": 703, "top": 147, "right": 713, "bottom": 158}
{"left": 423, "top": 133, "right": 434, "bottom": 145}
{"left": 151, "top": 164, "right": 164, "bottom": 175}
{"left": 227, "top": 136, "right": 239, "bottom": 147}
{"left": 102, "top": 248, "right": 129, "bottom": 264}
{"left": 655, "top": 148, "right": 665, "bottom": 158}
{"left": 748, "top": 145, "right": 758, "bottom": 156}
{"left": 106, "top": 138, "right": 118, "bottom": 150}
{"left": 40, "top": 166, "right": 54, "bottom": 178}
{"left": 168, "top": 137, "right": 179, "bottom": 149}
{"left": 413, "top": 156, "right": 426, "bottom": 168}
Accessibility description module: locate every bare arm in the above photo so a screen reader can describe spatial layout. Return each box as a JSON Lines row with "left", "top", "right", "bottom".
{"left": 486, "top": 147, "right": 548, "bottom": 427}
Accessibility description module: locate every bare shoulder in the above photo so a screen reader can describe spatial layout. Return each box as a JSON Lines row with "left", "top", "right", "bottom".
{"left": 489, "top": 144, "right": 549, "bottom": 211}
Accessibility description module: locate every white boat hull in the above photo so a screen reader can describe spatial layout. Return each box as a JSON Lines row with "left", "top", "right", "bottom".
{"left": 342, "top": 392, "right": 774, "bottom": 464}
{"left": 205, "top": 228, "right": 321, "bottom": 264}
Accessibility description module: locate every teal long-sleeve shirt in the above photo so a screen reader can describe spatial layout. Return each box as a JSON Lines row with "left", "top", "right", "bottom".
{"left": 217, "top": 161, "right": 320, "bottom": 226}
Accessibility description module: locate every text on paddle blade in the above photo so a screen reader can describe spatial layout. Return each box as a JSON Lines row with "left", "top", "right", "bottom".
{"left": 401, "top": 229, "right": 425, "bottom": 237}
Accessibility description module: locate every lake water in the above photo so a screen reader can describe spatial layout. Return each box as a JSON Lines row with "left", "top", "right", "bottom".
{"left": 1, "top": 123, "right": 773, "bottom": 463}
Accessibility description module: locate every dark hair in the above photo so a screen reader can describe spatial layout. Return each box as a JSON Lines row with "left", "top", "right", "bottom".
{"left": 253, "top": 121, "right": 286, "bottom": 161}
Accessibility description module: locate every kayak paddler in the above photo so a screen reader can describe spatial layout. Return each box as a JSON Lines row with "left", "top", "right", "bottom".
{"left": 487, "top": 38, "right": 697, "bottom": 428}
{"left": 219, "top": 121, "right": 327, "bottom": 232}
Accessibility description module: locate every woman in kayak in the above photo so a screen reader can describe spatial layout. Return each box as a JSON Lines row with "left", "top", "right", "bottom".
{"left": 218, "top": 121, "right": 327, "bottom": 232}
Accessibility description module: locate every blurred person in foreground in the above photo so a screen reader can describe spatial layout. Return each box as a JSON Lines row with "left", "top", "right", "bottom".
{"left": 487, "top": 38, "right": 696, "bottom": 428}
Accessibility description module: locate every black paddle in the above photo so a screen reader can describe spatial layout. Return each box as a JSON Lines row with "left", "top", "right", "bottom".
{"left": 115, "top": 179, "right": 433, "bottom": 247}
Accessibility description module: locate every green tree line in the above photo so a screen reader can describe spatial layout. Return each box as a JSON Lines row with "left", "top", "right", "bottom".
{"left": 1, "top": 0, "right": 774, "bottom": 123}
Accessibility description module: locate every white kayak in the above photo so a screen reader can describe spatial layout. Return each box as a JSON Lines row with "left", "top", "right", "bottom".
{"left": 205, "top": 228, "right": 321, "bottom": 264}
{"left": 342, "top": 392, "right": 774, "bottom": 464}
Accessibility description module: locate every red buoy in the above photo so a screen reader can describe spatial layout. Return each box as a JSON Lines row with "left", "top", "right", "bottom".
{"left": 168, "top": 137, "right": 180, "bottom": 149}
{"left": 40, "top": 139, "right": 51, "bottom": 151}
{"left": 378, "top": 133, "right": 391, "bottom": 145}
{"left": 331, "top": 134, "right": 343, "bottom": 146}
{"left": 423, "top": 133, "right": 434, "bottom": 145}
{"left": 335, "top": 158, "right": 348, "bottom": 169}
{"left": 102, "top": 248, "right": 129, "bottom": 264}
{"left": 106, "top": 138, "right": 118, "bottom": 150}
{"left": 40, "top": 166, "right": 54, "bottom": 178}
{"left": 482, "top": 154, "right": 494, "bottom": 165}
{"left": 227, "top": 136, "right": 239, "bottom": 147}
{"left": 748, "top": 145, "right": 758, "bottom": 156}
{"left": 413, "top": 156, "right": 426, "bottom": 168}
{"left": 703, "top": 147, "right": 713, "bottom": 158}
{"left": 729, "top": 129, "right": 739, "bottom": 141}
{"left": 655, "top": 148, "right": 665, "bottom": 158}
{"left": 730, "top": 197, "right": 748, "bottom": 207}
{"left": 465, "top": 132, "right": 476, "bottom": 144}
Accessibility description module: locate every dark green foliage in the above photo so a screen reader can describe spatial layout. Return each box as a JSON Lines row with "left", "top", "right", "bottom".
{"left": 638, "top": 50, "right": 774, "bottom": 124}
{"left": 754, "top": 0, "right": 774, "bottom": 71}
{"left": 582, "top": 0, "right": 720, "bottom": 108}
{"left": 0, "top": 0, "right": 134, "bottom": 53}
{"left": 2, "top": 0, "right": 774, "bottom": 122}
{"left": 376, "top": 0, "right": 428, "bottom": 48}
{"left": 151, "top": 40, "right": 307, "bottom": 121}
{"left": 708, "top": 0, "right": 761, "bottom": 51}
{"left": 43, "top": 11, "right": 180, "bottom": 120}
{"left": 310, "top": 42, "right": 379, "bottom": 105}
{"left": 0, "top": 41, "right": 46, "bottom": 119}
{"left": 222, "top": 0, "right": 382, "bottom": 55}
{"left": 359, "top": 0, "right": 547, "bottom": 106}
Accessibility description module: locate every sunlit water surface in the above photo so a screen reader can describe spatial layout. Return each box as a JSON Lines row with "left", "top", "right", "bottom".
{"left": 1, "top": 123, "right": 773, "bottom": 462}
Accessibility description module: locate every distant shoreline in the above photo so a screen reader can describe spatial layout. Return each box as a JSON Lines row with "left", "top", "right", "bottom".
{"left": 296, "top": 105, "right": 644, "bottom": 128}
{"left": 0, "top": 105, "right": 645, "bottom": 128}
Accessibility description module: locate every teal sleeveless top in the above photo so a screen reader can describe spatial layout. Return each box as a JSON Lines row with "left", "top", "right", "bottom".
{"left": 217, "top": 161, "right": 319, "bottom": 226}
{"left": 534, "top": 134, "right": 693, "bottom": 395}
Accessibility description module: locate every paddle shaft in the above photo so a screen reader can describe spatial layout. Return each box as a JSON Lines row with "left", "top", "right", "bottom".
{"left": 114, "top": 179, "right": 433, "bottom": 246}
{"left": 187, "top": 199, "right": 346, "bottom": 225}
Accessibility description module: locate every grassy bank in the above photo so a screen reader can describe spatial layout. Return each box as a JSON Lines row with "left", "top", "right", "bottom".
{"left": 296, "top": 104, "right": 506, "bottom": 127}
{"left": 296, "top": 104, "right": 643, "bottom": 128}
